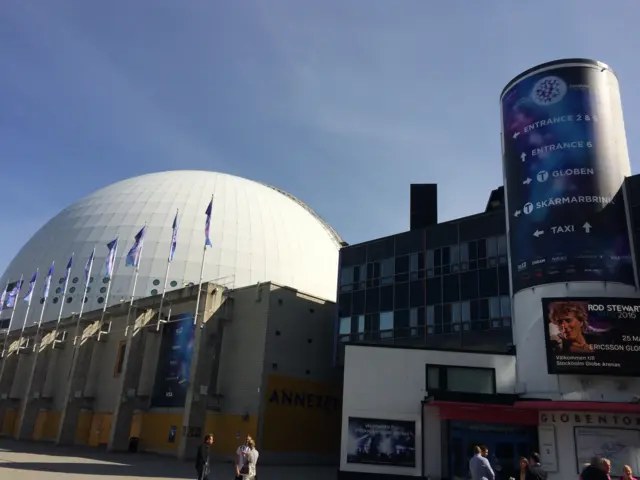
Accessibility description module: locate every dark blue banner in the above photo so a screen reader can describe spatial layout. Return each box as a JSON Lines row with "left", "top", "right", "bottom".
{"left": 150, "top": 312, "right": 195, "bottom": 408}
{"left": 346, "top": 417, "right": 416, "bottom": 467}
{"left": 501, "top": 63, "right": 634, "bottom": 292}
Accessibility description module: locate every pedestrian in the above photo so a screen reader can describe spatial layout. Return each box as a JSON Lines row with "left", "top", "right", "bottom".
{"left": 470, "top": 444, "right": 495, "bottom": 480}
{"left": 239, "top": 438, "right": 259, "bottom": 480}
{"left": 526, "top": 452, "right": 547, "bottom": 480}
{"left": 621, "top": 464, "right": 637, "bottom": 480}
{"left": 195, "top": 433, "right": 214, "bottom": 480}
{"left": 235, "top": 435, "right": 252, "bottom": 480}
{"left": 580, "top": 456, "right": 610, "bottom": 480}
{"left": 602, "top": 458, "right": 612, "bottom": 480}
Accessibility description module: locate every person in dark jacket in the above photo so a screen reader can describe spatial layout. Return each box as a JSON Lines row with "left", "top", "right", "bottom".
{"left": 195, "top": 434, "right": 214, "bottom": 480}
{"left": 581, "top": 456, "right": 609, "bottom": 480}
{"left": 526, "top": 453, "right": 547, "bottom": 480}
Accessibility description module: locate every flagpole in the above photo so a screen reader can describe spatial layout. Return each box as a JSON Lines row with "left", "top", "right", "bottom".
{"left": 193, "top": 196, "right": 213, "bottom": 326}
{"left": 33, "top": 265, "right": 52, "bottom": 344}
{"left": 100, "top": 240, "right": 119, "bottom": 328}
{"left": 125, "top": 226, "right": 146, "bottom": 336}
{"left": 158, "top": 210, "right": 178, "bottom": 328}
{"left": 18, "top": 269, "right": 38, "bottom": 348}
{"left": 72, "top": 248, "right": 95, "bottom": 346}
{"left": 54, "top": 255, "right": 74, "bottom": 335}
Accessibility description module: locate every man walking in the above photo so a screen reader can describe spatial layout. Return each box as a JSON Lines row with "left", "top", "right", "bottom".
{"left": 470, "top": 445, "right": 495, "bottom": 480}
{"left": 195, "top": 433, "right": 214, "bottom": 480}
{"left": 235, "top": 435, "right": 252, "bottom": 480}
{"left": 527, "top": 452, "right": 547, "bottom": 480}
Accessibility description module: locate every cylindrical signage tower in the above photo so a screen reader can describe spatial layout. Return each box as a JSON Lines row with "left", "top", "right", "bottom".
{"left": 500, "top": 59, "right": 637, "bottom": 396}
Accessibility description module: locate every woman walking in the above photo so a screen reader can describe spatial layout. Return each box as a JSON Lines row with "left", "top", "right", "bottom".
{"left": 239, "top": 438, "right": 259, "bottom": 480}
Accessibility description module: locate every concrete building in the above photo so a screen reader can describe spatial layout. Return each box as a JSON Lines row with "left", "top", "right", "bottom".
{"left": 336, "top": 59, "right": 640, "bottom": 480}
{"left": 0, "top": 281, "right": 342, "bottom": 464}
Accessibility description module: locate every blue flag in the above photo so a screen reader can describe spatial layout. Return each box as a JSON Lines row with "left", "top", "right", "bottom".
{"left": 205, "top": 199, "right": 213, "bottom": 247}
{"left": 0, "top": 285, "right": 7, "bottom": 316}
{"left": 169, "top": 211, "right": 179, "bottom": 262}
{"left": 105, "top": 237, "right": 118, "bottom": 278}
{"left": 85, "top": 248, "right": 95, "bottom": 285}
{"left": 5, "top": 279, "right": 22, "bottom": 308}
{"left": 23, "top": 270, "right": 38, "bottom": 303}
{"left": 65, "top": 255, "right": 73, "bottom": 281}
{"left": 43, "top": 262, "right": 54, "bottom": 299}
{"left": 126, "top": 226, "right": 146, "bottom": 268}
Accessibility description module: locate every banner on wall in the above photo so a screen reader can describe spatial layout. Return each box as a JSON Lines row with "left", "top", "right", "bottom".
{"left": 542, "top": 297, "right": 640, "bottom": 376}
{"left": 150, "top": 312, "right": 196, "bottom": 408}
{"left": 346, "top": 417, "right": 416, "bottom": 468}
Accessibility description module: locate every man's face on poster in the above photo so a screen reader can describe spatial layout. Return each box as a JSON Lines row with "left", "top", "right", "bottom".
{"left": 557, "top": 313, "right": 582, "bottom": 340}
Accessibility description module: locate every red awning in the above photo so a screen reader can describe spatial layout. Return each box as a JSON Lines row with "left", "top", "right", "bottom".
{"left": 426, "top": 401, "right": 539, "bottom": 425}
{"left": 514, "top": 401, "right": 640, "bottom": 413}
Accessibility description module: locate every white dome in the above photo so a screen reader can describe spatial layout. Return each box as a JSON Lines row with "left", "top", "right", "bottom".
{"left": 0, "top": 171, "right": 342, "bottom": 326}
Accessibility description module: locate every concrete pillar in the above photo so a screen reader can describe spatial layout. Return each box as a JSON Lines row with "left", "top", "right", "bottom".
{"left": 16, "top": 342, "right": 54, "bottom": 440}
{"left": 56, "top": 336, "right": 98, "bottom": 445}
{"left": 108, "top": 309, "right": 153, "bottom": 452}
{"left": 178, "top": 287, "right": 223, "bottom": 460}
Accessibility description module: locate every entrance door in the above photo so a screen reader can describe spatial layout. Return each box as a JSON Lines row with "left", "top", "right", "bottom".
{"left": 448, "top": 422, "right": 537, "bottom": 480}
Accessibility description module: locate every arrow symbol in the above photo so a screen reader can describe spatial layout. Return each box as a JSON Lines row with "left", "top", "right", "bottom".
{"left": 520, "top": 152, "right": 527, "bottom": 162}
{"left": 513, "top": 132, "right": 520, "bottom": 139}
{"left": 583, "top": 222, "right": 592, "bottom": 233}
{"left": 514, "top": 210, "right": 521, "bottom": 217}
{"left": 523, "top": 178, "right": 532, "bottom": 185}
{"left": 533, "top": 230, "right": 544, "bottom": 238}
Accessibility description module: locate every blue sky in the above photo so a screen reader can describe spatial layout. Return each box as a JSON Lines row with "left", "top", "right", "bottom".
{"left": 1, "top": 0, "right": 639, "bottom": 273}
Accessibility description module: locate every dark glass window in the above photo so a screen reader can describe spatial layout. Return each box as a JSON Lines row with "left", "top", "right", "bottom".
{"left": 468, "top": 241, "right": 478, "bottom": 261}
{"left": 477, "top": 239, "right": 487, "bottom": 259}
{"left": 352, "top": 290, "right": 365, "bottom": 315}
{"left": 409, "top": 280, "right": 424, "bottom": 307}
{"left": 498, "top": 265, "right": 510, "bottom": 295}
{"left": 459, "top": 271, "right": 478, "bottom": 300}
{"left": 394, "top": 282, "right": 409, "bottom": 310}
{"left": 394, "top": 309, "right": 410, "bottom": 329}
{"left": 395, "top": 255, "right": 409, "bottom": 274}
{"left": 425, "top": 277, "right": 442, "bottom": 305}
{"left": 339, "top": 293, "right": 352, "bottom": 317}
{"left": 478, "top": 268, "right": 498, "bottom": 297}
{"left": 380, "top": 286, "right": 393, "bottom": 311}
{"left": 365, "top": 288, "right": 380, "bottom": 313}
{"left": 442, "top": 274, "right": 460, "bottom": 303}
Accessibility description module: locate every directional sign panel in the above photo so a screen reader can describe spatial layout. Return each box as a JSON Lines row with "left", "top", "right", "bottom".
{"left": 501, "top": 61, "right": 635, "bottom": 292}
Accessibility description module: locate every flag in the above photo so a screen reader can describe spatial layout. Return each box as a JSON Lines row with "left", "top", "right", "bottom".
{"left": 23, "top": 270, "right": 38, "bottom": 303}
{"left": 105, "top": 237, "right": 118, "bottom": 278}
{"left": 64, "top": 255, "right": 73, "bottom": 281}
{"left": 169, "top": 211, "right": 179, "bottom": 262}
{"left": 205, "top": 199, "right": 213, "bottom": 247}
{"left": 85, "top": 248, "right": 95, "bottom": 285}
{"left": 5, "top": 279, "right": 22, "bottom": 308}
{"left": 0, "top": 286, "right": 7, "bottom": 315}
{"left": 126, "top": 226, "right": 146, "bottom": 268}
{"left": 43, "top": 262, "right": 54, "bottom": 299}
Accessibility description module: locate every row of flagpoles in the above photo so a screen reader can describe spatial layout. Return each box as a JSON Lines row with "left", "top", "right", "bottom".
{"left": 0, "top": 196, "right": 214, "bottom": 354}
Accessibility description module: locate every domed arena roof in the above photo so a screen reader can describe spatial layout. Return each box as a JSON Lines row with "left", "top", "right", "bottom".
{"left": 0, "top": 171, "right": 342, "bottom": 326}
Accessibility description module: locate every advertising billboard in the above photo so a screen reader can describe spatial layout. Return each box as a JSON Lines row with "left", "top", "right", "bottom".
{"left": 346, "top": 417, "right": 416, "bottom": 467}
{"left": 542, "top": 297, "right": 640, "bottom": 376}
{"left": 150, "top": 312, "right": 196, "bottom": 408}
{"left": 501, "top": 60, "right": 634, "bottom": 293}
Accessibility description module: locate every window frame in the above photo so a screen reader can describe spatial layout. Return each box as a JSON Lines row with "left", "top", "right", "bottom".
{"left": 425, "top": 363, "right": 497, "bottom": 395}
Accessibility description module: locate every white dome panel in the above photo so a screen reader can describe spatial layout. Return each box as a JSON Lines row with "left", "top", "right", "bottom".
{"left": 0, "top": 171, "right": 342, "bottom": 328}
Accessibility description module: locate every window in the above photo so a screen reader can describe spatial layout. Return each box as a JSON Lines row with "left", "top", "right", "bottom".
{"left": 460, "top": 301, "right": 471, "bottom": 322}
{"left": 66, "top": 297, "right": 72, "bottom": 303}
{"left": 459, "top": 242, "right": 469, "bottom": 270}
{"left": 426, "top": 364, "right": 496, "bottom": 394}
{"left": 379, "top": 311, "right": 394, "bottom": 338}
{"left": 114, "top": 341, "right": 127, "bottom": 377}
{"left": 151, "top": 289, "right": 158, "bottom": 295}
{"left": 489, "top": 297, "right": 501, "bottom": 319}
{"left": 72, "top": 277, "right": 79, "bottom": 284}
{"left": 69, "top": 287, "right": 76, "bottom": 293}
{"left": 380, "top": 258, "right": 394, "bottom": 285}
{"left": 356, "top": 315, "right": 365, "bottom": 340}
{"left": 409, "top": 253, "right": 420, "bottom": 272}
{"left": 500, "top": 296, "right": 511, "bottom": 318}
{"left": 426, "top": 250, "right": 435, "bottom": 277}
{"left": 339, "top": 317, "right": 351, "bottom": 335}
{"left": 426, "top": 305, "right": 435, "bottom": 334}
{"left": 170, "top": 281, "right": 178, "bottom": 287}
{"left": 451, "top": 302, "right": 461, "bottom": 325}
{"left": 409, "top": 308, "right": 419, "bottom": 336}
{"left": 340, "top": 266, "right": 354, "bottom": 286}
{"left": 153, "top": 279, "right": 160, "bottom": 286}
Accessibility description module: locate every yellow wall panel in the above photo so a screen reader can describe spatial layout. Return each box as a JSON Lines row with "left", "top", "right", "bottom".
{"left": 139, "top": 413, "right": 183, "bottom": 452}
{"left": 205, "top": 412, "right": 258, "bottom": 456}
{"left": 1, "top": 409, "right": 16, "bottom": 437}
{"left": 33, "top": 411, "right": 47, "bottom": 441}
{"left": 88, "top": 413, "right": 112, "bottom": 447}
{"left": 75, "top": 411, "right": 93, "bottom": 445}
{"left": 42, "top": 411, "right": 61, "bottom": 441}
{"left": 261, "top": 375, "right": 341, "bottom": 453}
{"left": 130, "top": 412, "right": 142, "bottom": 438}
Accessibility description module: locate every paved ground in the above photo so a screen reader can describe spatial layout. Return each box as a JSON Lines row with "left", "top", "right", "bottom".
{"left": 0, "top": 439, "right": 337, "bottom": 479}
